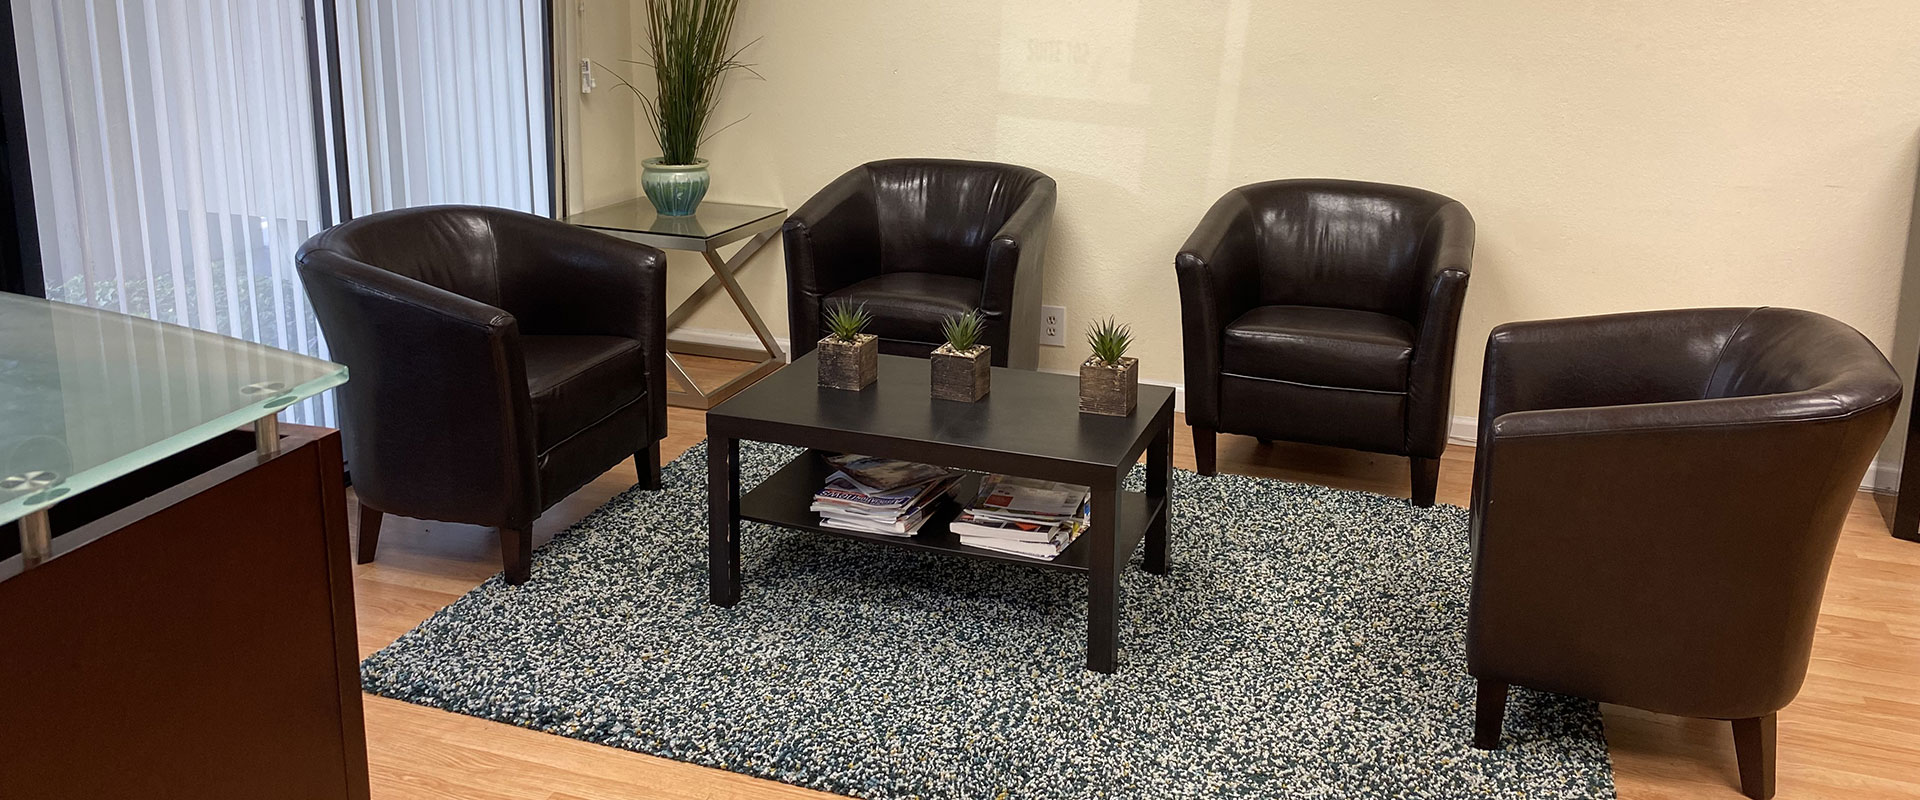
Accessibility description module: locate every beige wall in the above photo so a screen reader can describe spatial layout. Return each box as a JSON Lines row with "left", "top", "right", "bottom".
{"left": 567, "top": 1, "right": 1920, "bottom": 471}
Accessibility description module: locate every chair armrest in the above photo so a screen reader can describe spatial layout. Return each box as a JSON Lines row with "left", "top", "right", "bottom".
{"left": 1174, "top": 191, "right": 1261, "bottom": 428}
{"left": 1405, "top": 267, "right": 1471, "bottom": 456}
{"left": 295, "top": 251, "right": 540, "bottom": 528}
{"left": 1404, "top": 200, "right": 1474, "bottom": 453}
{"left": 783, "top": 167, "right": 881, "bottom": 354}
{"left": 497, "top": 220, "right": 669, "bottom": 441}
{"left": 1487, "top": 392, "right": 1874, "bottom": 440}
{"left": 981, "top": 177, "right": 1057, "bottom": 361}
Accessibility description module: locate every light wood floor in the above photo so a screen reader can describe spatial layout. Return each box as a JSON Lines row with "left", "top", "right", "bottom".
{"left": 350, "top": 356, "right": 1920, "bottom": 799}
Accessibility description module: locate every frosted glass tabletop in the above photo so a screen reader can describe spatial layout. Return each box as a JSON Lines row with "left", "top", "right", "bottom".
{"left": 0, "top": 293, "right": 347, "bottom": 524}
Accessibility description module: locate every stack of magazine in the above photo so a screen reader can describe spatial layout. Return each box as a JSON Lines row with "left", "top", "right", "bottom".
{"left": 811, "top": 454, "right": 959, "bottom": 536}
{"left": 951, "top": 474, "right": 1091, "bottom": 560}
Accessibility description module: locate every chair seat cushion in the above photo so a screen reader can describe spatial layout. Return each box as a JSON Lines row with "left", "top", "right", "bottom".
{"left": 523, "top": 335, "right": 647, "bottom": 452}
{"left": 826, "top": 272, "right": 983, "bottom": 346}
{"left": 1223, "top": 305, "right": 1415, "bottom": 393}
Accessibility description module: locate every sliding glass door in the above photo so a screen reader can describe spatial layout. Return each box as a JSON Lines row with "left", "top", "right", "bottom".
{"left": 9, "top": 0, "right": 553, "bottom": 426}
{"left": 336, "top": 0, "right": 553, "bottom": 216}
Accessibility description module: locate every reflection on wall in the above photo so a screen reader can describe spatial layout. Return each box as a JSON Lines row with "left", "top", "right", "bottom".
{"left": 998, "top": 2, "right": 1151, "bottom": 105}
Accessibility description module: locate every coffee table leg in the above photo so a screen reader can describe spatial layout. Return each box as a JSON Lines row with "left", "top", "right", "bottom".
{"left": 1087, "top": 484, "right": 1120, "bottom": 673}
{"left": 708, "top": 435, "right": 742, "bottom": 606}
{"left": 1146, "top": 420, "right": 1172, "bottom": 575}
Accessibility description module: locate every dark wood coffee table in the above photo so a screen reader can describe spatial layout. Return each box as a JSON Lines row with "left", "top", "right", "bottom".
{"left": 706, "top": 352, "right": 1175, "bottom": 673}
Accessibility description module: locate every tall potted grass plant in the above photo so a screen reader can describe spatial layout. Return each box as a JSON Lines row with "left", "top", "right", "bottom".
{"left": 608, "top": 0, "right": 755, "bottom": 216}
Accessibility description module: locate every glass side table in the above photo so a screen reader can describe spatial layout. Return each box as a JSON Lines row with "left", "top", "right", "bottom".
{"left": 0, "top": 293, "right": 348, "bottom": 568}
{"left": 564, "top": 199, "right": 789, "bottom": 409}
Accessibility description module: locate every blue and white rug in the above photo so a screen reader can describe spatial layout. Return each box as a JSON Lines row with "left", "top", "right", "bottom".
{"left": 360, "top": 441, "right": 1614, "bottom": 799}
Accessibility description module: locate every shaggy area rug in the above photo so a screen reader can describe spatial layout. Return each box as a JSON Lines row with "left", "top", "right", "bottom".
{"left": 361, "top": 441, "right": 1614, "bottom": 799}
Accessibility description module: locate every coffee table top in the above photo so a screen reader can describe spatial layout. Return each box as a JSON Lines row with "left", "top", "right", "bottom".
{"left": 709, "top": 353, "right": 1174, "bottom": 483}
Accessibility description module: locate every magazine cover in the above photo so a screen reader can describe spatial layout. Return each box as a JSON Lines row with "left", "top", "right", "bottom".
{"left": 822, "top": 453, "right": 955, "bottom": 491}
{"left": 971, "top": 474, "right": 1088, "bottom": 518}
{"left": 814, "top": 472, "right": 950, "bottom": 510}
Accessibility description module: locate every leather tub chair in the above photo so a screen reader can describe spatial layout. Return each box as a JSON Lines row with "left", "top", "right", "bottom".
{"left": 783, "top": 158, "right": 1056, "bottom": 368}
{"left": 1468, "top": 307, "right": 1901, "bottom": 800}
{"left": 297, "top": 205, "right": 669, "bottom": 585}
{"left": 1175, "top": 179, "right": 1473, "bottom": 505}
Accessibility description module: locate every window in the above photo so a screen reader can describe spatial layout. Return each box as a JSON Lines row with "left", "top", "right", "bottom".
{"left": 10, "top": 0, "right": 554, "bottom": 426}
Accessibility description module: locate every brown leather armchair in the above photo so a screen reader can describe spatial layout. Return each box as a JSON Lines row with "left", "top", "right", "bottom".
{"left": 1175, "top": 179, "right": 1473, "bottom": 506}
{"left": 783, "top": 159, "right": 1055, "bottom": 368}
{"left": 1468, "top": 307, "right": 1901, "bottom": 800}
{"left": 297, "top": 205, "right": 669, "bottom": 585}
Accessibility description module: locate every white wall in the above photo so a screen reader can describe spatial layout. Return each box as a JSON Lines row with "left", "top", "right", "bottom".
{"left": 568, "top": 0, "right": 1920, "bottom": 475}
{"left": 557, "top": 0, "right": 640, "bottom": 211}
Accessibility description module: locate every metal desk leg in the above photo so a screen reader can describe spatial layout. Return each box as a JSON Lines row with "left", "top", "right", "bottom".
{"left": 19, "top": 509, "right": 51, "bottom": 568}
{"left": 255, "top": 413, "right": 281, "bottom": 456}
{"left": 6, "top": 468, "right": 63, "bottom": 569}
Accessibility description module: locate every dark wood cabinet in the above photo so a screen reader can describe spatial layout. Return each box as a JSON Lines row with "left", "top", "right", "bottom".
{"left": 0, "top": 425, "right": 369, "bottom": 800}
{"left": 1898, "top": 400, "right": 1920, "bottom": 542}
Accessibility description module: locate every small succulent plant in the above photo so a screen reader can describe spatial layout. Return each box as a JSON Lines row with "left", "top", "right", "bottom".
{"left": 1087, "top": 316, "right": 1133, "bottom": 366}
{"left": 823, "top": 300, "right": 872, "bottom": 343}
{"left": 941, "top": 310, "right": 987, "bottom": 354}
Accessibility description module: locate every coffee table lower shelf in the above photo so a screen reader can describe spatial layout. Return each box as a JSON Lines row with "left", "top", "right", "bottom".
{"left": 739, "top": 450, "right": 1160, "bottom": 574}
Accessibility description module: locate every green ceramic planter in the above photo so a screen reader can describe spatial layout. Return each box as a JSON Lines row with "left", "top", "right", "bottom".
{"left": 642, "top": 157, "right": 710, "bottom": 216}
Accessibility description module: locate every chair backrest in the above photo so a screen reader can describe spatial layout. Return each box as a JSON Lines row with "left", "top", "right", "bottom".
{"left": 1233, "top": 179, "right": 1463, "bottom": 320}
{"left": 1707, "top": 307, "right": 1904, "bottom": 407}
{"left": 862, "top": 158, "right": 1050, "bottom": 279}
{"left": 1470, "top": 306, "right": 1901, "bottom": 719}
{"left": 302, "top": 205, "right": 511, "bottom": 306}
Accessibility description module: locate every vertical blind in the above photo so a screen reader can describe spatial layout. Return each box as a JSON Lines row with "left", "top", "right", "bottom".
{"left": 15, "top": 0, "right": 334, "bottom": 423}
{"left": 335, "top": 0, "right": 552, "bottom": 217}
{"left": 12, "top": 0, "right": 552, "bottom": 427}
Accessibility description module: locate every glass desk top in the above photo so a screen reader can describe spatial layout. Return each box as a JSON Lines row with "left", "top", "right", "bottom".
{"left": 563, "top": 199, "right": 786, "bottom": 250}
{"left": 0, "top": 293, "right": 348, "bottom": 525}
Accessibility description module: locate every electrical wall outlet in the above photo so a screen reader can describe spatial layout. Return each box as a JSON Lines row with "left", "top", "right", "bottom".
{"left": 1040, "top": 305, "right": 1067, "bottom": 347}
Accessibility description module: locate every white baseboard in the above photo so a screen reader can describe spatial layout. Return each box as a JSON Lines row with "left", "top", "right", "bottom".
{"left": 675, "top": 327, "right": 1899, "bottom": 494}
{"left": 671, "top": 327, "right": 794, "bottom": 359}
{"left": 1447, "top": 415, "right": 1478, "bottom": 447}
{"left": 1865, "top": 459, "right": 1901, "bottom": 494}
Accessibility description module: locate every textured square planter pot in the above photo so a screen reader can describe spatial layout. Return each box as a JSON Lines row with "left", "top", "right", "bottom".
{"left": 931, "top": 344, "right": 991, "bottom": 402}
{"left": 1079, "top": 357, "right": 1139, "bottom": 416}
{"left": 817, "top": 334, "right": 878, "bottom": 390}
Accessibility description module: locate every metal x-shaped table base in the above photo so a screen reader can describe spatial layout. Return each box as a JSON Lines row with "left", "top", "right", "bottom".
{"left": 659, "top": 228, "right": 787, "bottom": 410}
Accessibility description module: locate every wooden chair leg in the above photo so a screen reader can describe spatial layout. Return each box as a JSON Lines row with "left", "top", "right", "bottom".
{"left": 1473, "top": 679, "right": 1508, "bottom": 750}
{"left": 1193, "top": 426, "right": 1217, "bottom": 476}
{"left": 1410, "top": 456, "right": 1440, "bottom": 507}
{"left": 1732, "top": 714, "right": 1777, "bottom": 800}
{"left": 356, "top": 504, "right": 383, "bottom": 565}
{"left": 636, "top": 439, "right": 663, "bottom": 490}
{"left": 499, "top": 527, "right": 532, "bottom": 585}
